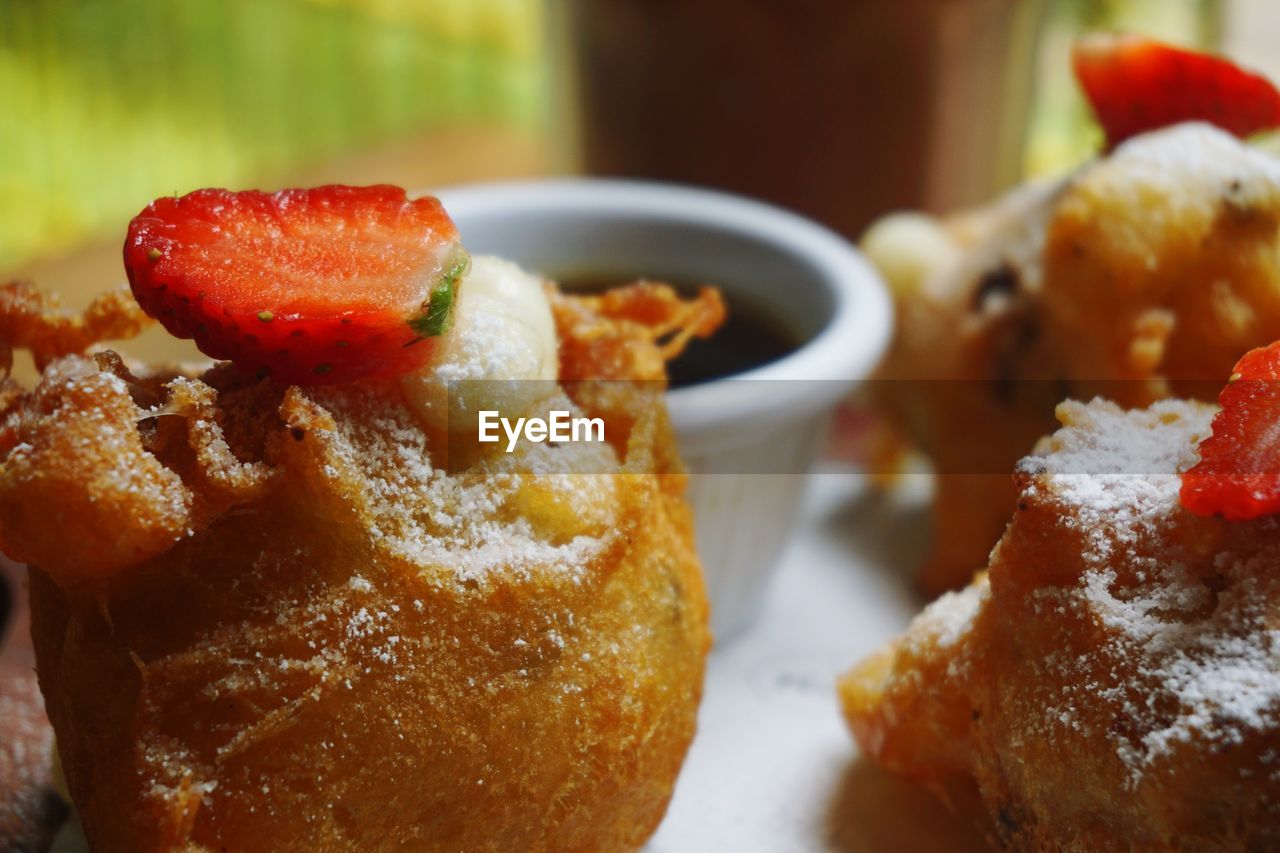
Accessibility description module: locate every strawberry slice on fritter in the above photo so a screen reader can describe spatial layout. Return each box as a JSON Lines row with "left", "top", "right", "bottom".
{"left": 1181, "top": 341, "right": 1280, "bottom": 521}
{"left": 1073, "top": 33, "right": 1280, "bottom": 150}
{"left": 124, "top": 185, "right": 468, "bottom": 385}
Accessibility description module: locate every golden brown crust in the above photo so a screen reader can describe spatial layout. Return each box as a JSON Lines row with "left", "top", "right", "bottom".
{"left": 6, "top": 282, "right": 715, "bottom": 851}
{"left": 0, "top": 357, "right": 272, "bottom": 585}
{"left": 843, "top": 399, "right": 1280, "bottom": 851}
{"left": 0, "top": 281, "right": 151, "bottom": 374}
{"left": 551, "top": 281, "right": 725, "bottom": 383}
{"left": 871, "top": 125, "right": 1280, "bottom": 595}
{"left": 839, "top": 585, "right": 981, "bottom": 785}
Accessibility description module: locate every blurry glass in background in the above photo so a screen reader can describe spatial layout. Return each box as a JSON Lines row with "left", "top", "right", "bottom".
{"left": 0, "top": 0, "right": 1243, "bottom": 288}
{"left": 559, "top": 0, "right": 1226, "bottom": 237}
{"left": 0, "top": 0, "right": 548, "bottom": 276}
{"left": 562, "top": 0, "right": 1047, "bottom": 238}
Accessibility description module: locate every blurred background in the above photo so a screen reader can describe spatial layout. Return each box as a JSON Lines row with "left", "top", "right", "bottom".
{"left": 1, "top": 0, "right": 1275, "bottom": 291}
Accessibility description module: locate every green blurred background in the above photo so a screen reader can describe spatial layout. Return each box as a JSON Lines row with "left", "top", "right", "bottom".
{"left": 0, "top": 0, "right": 1263, "bottom": 279}
{"left": 1, "top": 0, "right": 546, "bottom": 272}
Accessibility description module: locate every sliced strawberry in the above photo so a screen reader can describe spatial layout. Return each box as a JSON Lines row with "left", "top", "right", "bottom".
{"left": 1181, "top": 341, "right": 1280, "bottom": 520}
{"left": 124, "top": 185, "right": 468, "bottom": 385}
{"left": 1073, "top": 33, "right": 1280, "bottom": 150}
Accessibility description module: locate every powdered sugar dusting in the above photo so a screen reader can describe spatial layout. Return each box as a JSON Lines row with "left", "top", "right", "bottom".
{"left": 1106, "top": 122, "right": 1280, "bottom": 208}
{"left": 906, "top": 581, "right": 987, "bottom": 652}
{"left": 1020, "top": 398, "right": 1212, "bottom": 568}
{"left": 300, "top": 385, "right": 617, "bottom": 585}
{"left": 1020, "top": 398, "right": 1280, "bottom": 785}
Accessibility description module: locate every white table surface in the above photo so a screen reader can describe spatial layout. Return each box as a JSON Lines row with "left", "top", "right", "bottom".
{"left": 651, "top": 466, "right": 990, "bottom": 852}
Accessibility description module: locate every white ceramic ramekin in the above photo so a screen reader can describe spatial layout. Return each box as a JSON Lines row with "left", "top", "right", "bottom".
{"left": 435, "top": 179, "right": 892, "bottom": 639}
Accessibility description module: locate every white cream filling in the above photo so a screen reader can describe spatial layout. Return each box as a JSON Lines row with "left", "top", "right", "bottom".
{"left": 401, "top": 255, "right": 558, "bottom": 431}
{"left": 859, "top": 212, "right": 959, "bottom": 299}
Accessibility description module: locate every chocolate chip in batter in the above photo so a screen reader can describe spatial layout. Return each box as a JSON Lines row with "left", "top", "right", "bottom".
{"left": 972, "top": 263, "right": 1020, "bottom": 311}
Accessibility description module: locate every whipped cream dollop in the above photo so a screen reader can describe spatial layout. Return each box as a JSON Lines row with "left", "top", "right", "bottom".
{"left": 401, "top": 255, "right": 558, "bottom": 430}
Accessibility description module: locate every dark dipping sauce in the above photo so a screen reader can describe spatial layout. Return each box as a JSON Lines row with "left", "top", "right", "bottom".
{"left": 559, "top": 276, "right": 803, "bottom": 388}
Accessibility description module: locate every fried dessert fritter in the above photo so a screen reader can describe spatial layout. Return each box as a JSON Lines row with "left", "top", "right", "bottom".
{"left": 864, "top": 123, "right": 1280, "bottom": 594}
{"left": 0, "top": 277, "right": 720, "bottom": 852}
{"left": 841, "top": 397, "right": 1280, "bottom": 850}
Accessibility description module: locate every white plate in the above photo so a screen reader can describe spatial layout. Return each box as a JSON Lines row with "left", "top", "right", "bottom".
{"left": 650, "top": 465, "right": 988, "bottom": 851}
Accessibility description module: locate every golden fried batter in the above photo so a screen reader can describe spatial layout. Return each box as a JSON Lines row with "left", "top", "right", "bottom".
{"left": 0, "top": 281, "right": 151, "bottom": 374}
{"left": 842, "top": 398, "right": 1280, "bottom": 850}
{"left": 552, "top": 281, "right": 725, "bottom": 382}
{"left": 865, "top": 124, "right": 1280, "bottom": 594}
{"left": 3, "top": 280, "right": 717, "bottom": 851}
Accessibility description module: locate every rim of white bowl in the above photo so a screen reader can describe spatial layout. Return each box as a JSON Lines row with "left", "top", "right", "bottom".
{"left": 431, "top": 178, "right": 893, "bottom": 439}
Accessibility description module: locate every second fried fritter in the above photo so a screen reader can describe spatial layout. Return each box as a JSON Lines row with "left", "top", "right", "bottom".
{"left": 843, "top": 398, "right": 1280, "bottom": 850}
{"left": 867, "top": 124, "right": 1280, "bottom": 594}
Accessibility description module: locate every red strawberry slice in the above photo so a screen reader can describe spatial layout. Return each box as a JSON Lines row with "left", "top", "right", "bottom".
{"left": 1181, "top": 341, "right": 1280, "bottom": 520}
{"left": 1073, "top": 33, "right": 1280, "bottom": 150}
{"left": 124, "top": 185, "right": 468, "bottom": 385}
